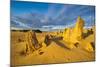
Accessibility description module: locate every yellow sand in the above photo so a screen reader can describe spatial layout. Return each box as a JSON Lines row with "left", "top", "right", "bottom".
{"left": 11, "top": 30, "right": 95, "bottom": 66}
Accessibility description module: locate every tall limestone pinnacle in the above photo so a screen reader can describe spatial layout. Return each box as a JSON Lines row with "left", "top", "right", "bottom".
{"left": 25, "top": 30, "right": 41, "bottom": 55}
{"left": 71, "top": 16, "right": 84, "bottom": 43}
{"left": 62, "top": 16, "right": 85, "bottom": 44}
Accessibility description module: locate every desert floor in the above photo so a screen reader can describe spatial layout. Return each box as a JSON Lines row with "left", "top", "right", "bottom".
{"left": 11, "top": 30, "right": 95, "bottom": 66}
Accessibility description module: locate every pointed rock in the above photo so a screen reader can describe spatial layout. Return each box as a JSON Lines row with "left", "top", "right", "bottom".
{"left": 71, "top": 16, "right": 84, "bottom": 43}
{"left": 25, "top": 30, "right": 41, "bottom": 55}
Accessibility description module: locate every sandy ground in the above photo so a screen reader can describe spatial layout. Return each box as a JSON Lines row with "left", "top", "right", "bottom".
{"left": 11, "top": 29, "right": 95, "bottom": 66}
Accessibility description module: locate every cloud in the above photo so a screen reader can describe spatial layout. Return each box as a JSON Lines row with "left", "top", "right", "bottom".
{"left": 40, "top": 17, "right": 49, "bottom": 23}
{"left": 11, "top": 16, "right": 31, "bottom": 28}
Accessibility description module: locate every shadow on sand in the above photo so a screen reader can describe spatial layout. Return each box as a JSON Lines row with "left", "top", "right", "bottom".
{"left": 51, "top": 37, "right": 70, "bottom": 50}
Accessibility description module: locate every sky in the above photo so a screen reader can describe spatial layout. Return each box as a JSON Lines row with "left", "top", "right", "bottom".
{"left": 11, "top": 1, "right": 95, "bottom": 31}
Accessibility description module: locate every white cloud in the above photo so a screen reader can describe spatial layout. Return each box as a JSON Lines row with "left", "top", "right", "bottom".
{"left": 11, "top": 17, "right": 31, "bottom": 28}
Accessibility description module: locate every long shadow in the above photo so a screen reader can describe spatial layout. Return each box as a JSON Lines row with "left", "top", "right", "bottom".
{"left": 52, "top": 39, "right": 70, "bottom": 50}
{"left": 44, "top": 35, "right": 70, "bottom": 50}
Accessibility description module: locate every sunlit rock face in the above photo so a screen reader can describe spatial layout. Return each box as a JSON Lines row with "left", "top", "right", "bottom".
{"left": 63, "top": 28, "right": 71, "bottom": 42}
{"left": 74, "top": 16, "right": 84, "bottom": 39}
{"left": 71, "top": 16, "right": 84, "bottom": 43}
{"left": 62, "top": 16, "right": 94, "bottom": 52}
{"left": 25, "top": 30, "right": 41, "bottom": 54}
{"left": 62, "top": 16, "right": 84, "bottom": 44}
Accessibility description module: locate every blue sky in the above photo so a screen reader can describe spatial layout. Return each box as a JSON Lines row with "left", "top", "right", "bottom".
{"left": 11, "top": 1, "right": 95, "bottom": 31}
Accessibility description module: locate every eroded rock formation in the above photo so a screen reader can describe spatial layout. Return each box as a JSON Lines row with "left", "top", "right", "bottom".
{"left": 25, "top": 30, "right": 41, "bottom": 54}
{"left": 63, "top": 16, "right": 84, "bottom": 44}
{"left": 71, "top": 16, "right": 84, "bottom": 43}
